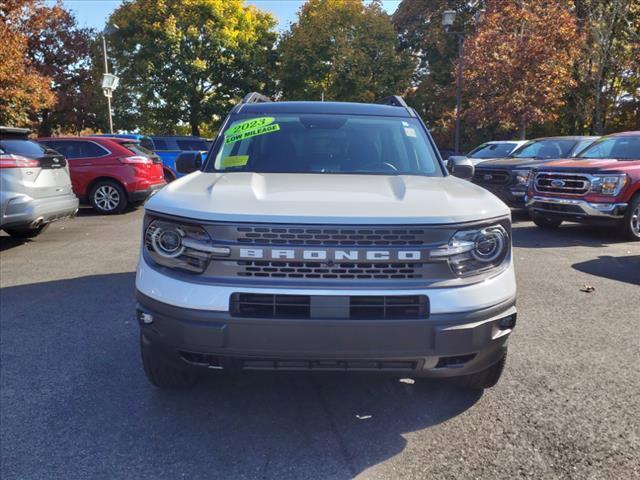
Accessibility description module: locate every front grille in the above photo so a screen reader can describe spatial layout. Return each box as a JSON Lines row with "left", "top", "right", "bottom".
{"left": 535, "top": 173, "right": 590, "bottom": 195}
{"left": 235, "top": 226, "right": 427, "bottom": 246}
{"left": 473, "top": 169, "right": 511, "bottom": 185}
{"left": 236, "top": 261, "right": 423, "bottom": 280}
{"left": 230, "top": 293, "right": 429, "bottom": 319}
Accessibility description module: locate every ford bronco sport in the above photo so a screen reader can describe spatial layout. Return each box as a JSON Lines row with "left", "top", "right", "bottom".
{"left": 135, "top": 94, "right": 517, "bottom": 390}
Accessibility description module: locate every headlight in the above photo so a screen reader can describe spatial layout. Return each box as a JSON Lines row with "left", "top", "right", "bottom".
{"left": 590, "top": 174, "right": 627, "bottom": 196}
{"left": 432, "top": 224, "right": 510, "bottom": 277}
{"left": 513, "top": 169, "right": 531, "bottom": 186}
{"left": 145, "top": 219, "right": 229, "bottom": 273}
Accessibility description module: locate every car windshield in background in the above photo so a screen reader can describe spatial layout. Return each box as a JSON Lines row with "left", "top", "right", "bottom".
{"left": 0, "top": 139, "right": 49, "bottom": 158}
{"left": 211, "top": 114, "right": 442, "bottom": 176}
{"left": 176, "top": 139, "right": 209, "bottom": 151}
{"left": 511, "top": 139, "right": 576, "bottom": 159}
{"left": 468, "top": 142, "right": 517, "bottom": 158}
{"left": 578, "top": 135, "right": 640, "bottom": 160}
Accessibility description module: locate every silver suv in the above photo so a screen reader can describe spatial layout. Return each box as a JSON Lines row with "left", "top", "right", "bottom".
{"left": 1, "top": 126, "right": 78, "bottom": 238}
{"left": 135, "top": 95, "right": 517, "bottom": 391}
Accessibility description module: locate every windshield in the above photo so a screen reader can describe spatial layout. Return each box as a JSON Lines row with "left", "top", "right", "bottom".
{"left": 511, "top": 139, "right": 577, "bottom": 159}
{"left": 209, "top": 114, "right": 443, "bottom": 176}
{"left": 578, "top": 135, "right": 640, "bottom": 160}
{"left": 468, "top": 142, "right": 518, "bottom": 159}
{"left": 0, "top": 139, "right": 49, "bottom": 158}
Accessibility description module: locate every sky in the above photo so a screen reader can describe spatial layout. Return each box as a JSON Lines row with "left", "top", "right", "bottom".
{"left": 48, "top": 0, "right": 402, "bottom": 32}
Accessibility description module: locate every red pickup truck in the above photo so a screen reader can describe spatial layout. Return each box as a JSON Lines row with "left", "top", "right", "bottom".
{"left": 526, "top": 131, "right": 640, "bottom": 240}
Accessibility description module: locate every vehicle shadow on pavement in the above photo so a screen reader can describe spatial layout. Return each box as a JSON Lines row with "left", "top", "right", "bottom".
{"left": 512, "top": 223, "right": 630, "bottom": 248}
{"left": 0, "top": 234, "right": 31, "bottom": 252}
{"left": 1, "top": 272, "right": 481, "bottom": 480}
{"left": 572, "top": 254, "right": 640, "bottom": 286}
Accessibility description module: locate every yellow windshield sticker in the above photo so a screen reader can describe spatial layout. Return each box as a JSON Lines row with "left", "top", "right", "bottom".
{"left": 224, "top": 123, "right": 280, "bottom": 144}
{"left": 226, "top": 117, "right": 274, "bottom": 136}
{"left": 222, "top": 155, "right": 249, "bottom": 168}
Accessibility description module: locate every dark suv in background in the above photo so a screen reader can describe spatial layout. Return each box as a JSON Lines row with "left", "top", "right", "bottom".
{"left": 471, "top": 136, "right": 598, "bottom": 209}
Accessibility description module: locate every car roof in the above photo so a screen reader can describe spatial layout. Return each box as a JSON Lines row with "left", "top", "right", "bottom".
{"left": 94, "top": 133, "right": 149, "bottom": 140}
{"left": 607, "top": 130, "right": 640, "bottom": 137}
{"left": 38, "top": 136, "right": 139, "bottom": 146}
{"left": 233, "top": 101, "right": 412, "bottom": 118}
{"left": 529, "top": 136, "right": 599, "bottom": 141}
{"left": 1, "top": 126, "right": 31, "bottom": 135}
{"left": 151, "top": 135, "right": 207, "bottom": 139}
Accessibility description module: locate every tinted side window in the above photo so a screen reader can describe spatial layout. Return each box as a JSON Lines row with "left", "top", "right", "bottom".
{"left": 140, "top": 138, "right": 155, "bottom": 150}
{"left": 176, "top": 139, "right": 208, "bottom": 150}
{"left": 152, "top": 138, "right": 169, "bottom": 150}
{"left": 40, "top": 140, "right": 109, "bottom": 159}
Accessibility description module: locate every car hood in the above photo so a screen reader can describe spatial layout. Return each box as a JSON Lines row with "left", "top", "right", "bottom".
{"left": 146, "top": 172, "right": 509, "bottom": 224}
{"left": 475, "top": 157, "right": 560, "bottom": 169}
{"left": 539, "top": 159, "right": 639, "bottom": 171}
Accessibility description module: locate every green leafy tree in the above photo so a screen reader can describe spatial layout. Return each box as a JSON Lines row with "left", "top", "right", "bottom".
{"left": 565, "top": 0, "right": 640, "bottom": 134}
{"left": 107, "top": 0, "right": 277, "bottom": 136}
{"left": 278, "top": 0, "right": 414, "bottom": 102}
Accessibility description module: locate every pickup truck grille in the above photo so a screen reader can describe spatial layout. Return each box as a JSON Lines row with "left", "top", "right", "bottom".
{"left": 235, "top": 226, "right": 426, "bottom": 246}
{"left": 236, "top": 261, "right": 423, "bottom": 280}
{"left": 473, "top": 169, "right": 511, "bottom": 185}
{"left": 535, "top": 173, "right": 590, "bottom": 195}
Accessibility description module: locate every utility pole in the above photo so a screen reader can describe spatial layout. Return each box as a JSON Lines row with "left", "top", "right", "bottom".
{"left": 102, "top": 35, "right": 114, "bottom": 134}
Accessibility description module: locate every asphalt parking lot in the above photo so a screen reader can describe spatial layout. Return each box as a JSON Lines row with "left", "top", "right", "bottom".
{"left": 1, "top": 207, "right": 639, "bottom": 480}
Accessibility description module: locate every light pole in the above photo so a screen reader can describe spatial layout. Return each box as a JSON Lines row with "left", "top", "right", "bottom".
{"left": 442, "top": 9, "right": 484, "bottom": 155}
{"left": 101, "top": 24, "right": 119, "bottom": 133}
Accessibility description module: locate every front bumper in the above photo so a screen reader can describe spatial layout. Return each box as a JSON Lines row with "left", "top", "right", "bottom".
{"left": 137, "top": 291, "right": 514, "bottom": 377}
{"left": 473, "top": 183, "right": 527, "bottom": 209}
{"left": 526, "top": 195, "right": 627, "bottom": 222}
{"left": 0, "top": 193, "right": 79, "bottom": 229}
{"left": 135, "top": 255, "right": 517, "bottom": 377}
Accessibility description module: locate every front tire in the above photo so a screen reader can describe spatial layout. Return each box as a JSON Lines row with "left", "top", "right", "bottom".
{"left": 618, "top": 195, "right": 640, "bottom": 241}
{"left": 89, "top": 180, "right": 127, "bottom": 214}
{"left": 532, "top": 216, "right": 562, "bottom": 229}
{"left": 140, "top": 334, "right": 199, "bottom": 389}
{"left": 4, "top": 223, "right": 49, "bottom": 238}
{"left": 451, "top": 351, "right": 507, "bottom": 390}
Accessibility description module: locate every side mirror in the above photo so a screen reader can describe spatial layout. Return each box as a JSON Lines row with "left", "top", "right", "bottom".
{"left": 175, "top": 151, "right": 202, "bottom": 174}
{"left": 448, "top": 156, "right": 474, "bottom": 180}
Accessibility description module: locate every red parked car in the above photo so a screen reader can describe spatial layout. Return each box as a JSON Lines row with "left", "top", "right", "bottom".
{"left": 38, "top": 136, "right": 166, "bottom": 214}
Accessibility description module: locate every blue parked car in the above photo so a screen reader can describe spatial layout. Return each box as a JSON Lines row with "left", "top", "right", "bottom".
{"left": 95, "top": 134, "right": 210, "bottom": 181}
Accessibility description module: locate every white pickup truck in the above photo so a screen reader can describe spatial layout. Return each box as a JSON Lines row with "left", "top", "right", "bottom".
{"left": 135, "top": 94, "right": 517, "bottom": 390}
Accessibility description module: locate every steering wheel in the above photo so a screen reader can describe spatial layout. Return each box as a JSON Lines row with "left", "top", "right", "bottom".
{"left": 359, "top": 162, "right": 398, "bottom": 172}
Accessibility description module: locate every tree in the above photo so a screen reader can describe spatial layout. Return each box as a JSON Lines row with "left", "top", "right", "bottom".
{"left": 393, "top": 0, "right": 483, "bottom": 146}
{"left": 463, "top": 0, "right": 581, "bottom": 138}
{"left": 107, "top": 0, "right": 277, "bottom": 136}
{"left": 566, "top": 0, "right": 640, "bottom": 134}
{"left": 278, "top": 0, "right": 414, "bottom": 102}
{"left": 23, "top": 1, "right": 104, "bottom": 135}
{"left": 0, "top": 1, "right": 55, "bottom": 126}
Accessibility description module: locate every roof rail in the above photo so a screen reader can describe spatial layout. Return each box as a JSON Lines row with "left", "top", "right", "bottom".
{"left": 376, "top": 95, "right": 409, "bottom": 108}
{"left": 241, "top": 92, "right": 272, "bottom": 104}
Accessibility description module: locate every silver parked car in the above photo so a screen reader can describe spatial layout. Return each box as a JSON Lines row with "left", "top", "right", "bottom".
{"left": 0, "top": 126, "right": 78, "bottom": 238}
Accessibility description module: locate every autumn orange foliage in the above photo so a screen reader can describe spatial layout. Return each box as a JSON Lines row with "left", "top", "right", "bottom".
{"left": 0, "top": 1, "right": 56, "bottom": 126}
{"left": 463, "top": 0, "right": 582, "bottom": 138}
